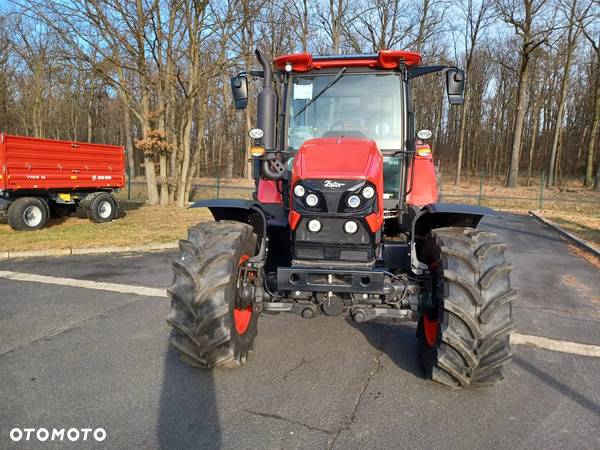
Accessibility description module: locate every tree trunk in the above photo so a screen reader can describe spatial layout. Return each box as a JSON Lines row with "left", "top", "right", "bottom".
{"left": 177, "top": 105, "right": 195, "bottom": 208}
{"left": 143, "top": 154, "right": 159, "bottom": 205}
{"left": 87, "top": 104, "right": 93, "bottom": 142}
{"left": 184, "top": 137, "right": 202, "bottom": 204}
{"left": 595, "top": 155, "right": 600, "bottom": 190}
{"left": 527, "top": 103, "right": 540, "bottom": 186}
{"left": 159, "top": 153, "right": 168, "bottom": 205}
{"left": 455, "top": 94, "right": 469, "bottom": 185}
{"left": 122, "top": 104, "right": 136, "bottom": 178}
{"left": 141, "top": 94, "right": 159, "bottom": 206}
{"left": 506, "top": 50, "right": 529, "bottom": 187}
{"left": 548, "top": 34, "right": 576, "bottom": 187}
{"left": 585, "top": 60, "right": 600, "bottom": 187}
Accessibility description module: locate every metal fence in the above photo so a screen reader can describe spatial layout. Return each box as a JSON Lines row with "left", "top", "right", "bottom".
{"left": 438, "top": 171, "right": 599, "bottom": 212}
{"left": 125, "top": 172, "right": 600, "bottom": 212}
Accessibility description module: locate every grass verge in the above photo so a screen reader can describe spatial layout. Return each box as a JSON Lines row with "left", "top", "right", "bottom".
{"left": 0, "top": 203, "right": 211, "bottom": 252}
{"left": 3, "top": 175, "right": 597, "bottom": 252}
{"left": 440, "top": 177, "right": 600, "bottom": 247}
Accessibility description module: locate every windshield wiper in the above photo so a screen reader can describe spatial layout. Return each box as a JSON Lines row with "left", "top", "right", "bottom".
{"left": 294, "top": 67, "right": 347, "bottom": 119}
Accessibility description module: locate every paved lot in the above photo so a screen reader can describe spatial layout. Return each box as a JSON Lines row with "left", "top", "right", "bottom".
{"left": 1, "top": 214, "right": 599, "bottom": 449}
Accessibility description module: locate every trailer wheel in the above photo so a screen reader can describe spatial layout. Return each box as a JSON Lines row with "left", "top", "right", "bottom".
{"left": 88, "top": 193, "right": 118, "bottom": 223}
{"left": 417, "top": 227, "right": 515, "bottom": 388}
{"left": 7, "top": 197, "right": 49, "bottom": 231}
{"left": 167, "top": 221, "right": 258, "bottom": 369}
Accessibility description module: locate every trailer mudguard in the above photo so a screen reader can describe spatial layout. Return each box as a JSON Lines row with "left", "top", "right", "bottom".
{"left": 412, "top": 202, "right": 495, "bottom": 239}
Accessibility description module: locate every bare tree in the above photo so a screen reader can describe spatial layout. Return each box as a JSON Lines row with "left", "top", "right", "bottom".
{"left": 547, "top": 0, "right": 590, "bottom": 186}
{"left": 496, "top": 0, "right": 556, "bottom": 187}
{"left": 580, "top": 1, "right": 600, "bottom": 188}
{"left": 454, "top": 0, "right": 495, "bottom": 185}
{"left": 316, "top": 0, "right": 349, "bottom": 53}
{"left": 1, "top": 0, "right": 598, "bottom": 203}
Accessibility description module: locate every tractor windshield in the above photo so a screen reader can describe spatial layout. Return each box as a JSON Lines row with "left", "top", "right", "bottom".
{"left": 287, "top": 72, "right": 403, "bottom": 152}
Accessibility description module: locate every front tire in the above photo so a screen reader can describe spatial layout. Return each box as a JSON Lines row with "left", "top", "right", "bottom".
{"left": 417, "top": 227, "right": 515, "bottom": 388}
{"left": 167, "top": 221, "right": 258, "bottom": 369}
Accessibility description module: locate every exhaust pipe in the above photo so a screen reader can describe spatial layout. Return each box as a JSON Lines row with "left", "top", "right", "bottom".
{"left": 255, "top": 49, "right": 276, "bottom": 152}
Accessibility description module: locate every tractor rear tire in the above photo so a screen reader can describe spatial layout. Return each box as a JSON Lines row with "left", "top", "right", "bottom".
{"left": 7, "top": 197, "right": 49, "bottom": 231}
{"left": 167, "top": 221, "right": 258, "bottom": 369}
{"left": 417, "top": 227, "right": 515, "bottom": 388}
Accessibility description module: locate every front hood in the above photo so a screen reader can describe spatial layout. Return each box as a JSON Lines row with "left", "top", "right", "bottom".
{"left": 292, "top": 137, "right": 383, "bottom": 180}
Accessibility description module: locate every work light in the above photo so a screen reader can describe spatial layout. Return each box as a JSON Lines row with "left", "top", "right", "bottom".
{"left": 307, "top": 219, "right": 322, "bottom": 233}
{"left": 344, "top": 220, "right": 358, "bottom": 234}
{"left": 362, "top": 186, "right": 375, "bottom": 199}
{"left": 347, "top": 195, "right": 360, "bottom": 208}
{"left": 305, "top": 193, "right": 319, "bottom": 207}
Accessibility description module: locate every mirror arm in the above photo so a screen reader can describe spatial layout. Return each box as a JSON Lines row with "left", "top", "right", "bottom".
{"left": 237, "top": 70, "right": 265, "bottom": 79}
{"left": 407, "top": 65, "right": 456, "bottom": 80}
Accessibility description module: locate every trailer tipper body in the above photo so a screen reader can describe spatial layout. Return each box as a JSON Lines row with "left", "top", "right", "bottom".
{"left": 0, "top": 133, "right": 125, "bottom": 230}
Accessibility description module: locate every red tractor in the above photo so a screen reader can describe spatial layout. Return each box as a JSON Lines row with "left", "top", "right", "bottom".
{"left": 167, "top": 50, "right": 515, "bottom": 388}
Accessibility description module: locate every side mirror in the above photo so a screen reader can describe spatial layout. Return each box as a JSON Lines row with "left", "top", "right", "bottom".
{"left": 446, "top": 68, "right": 465, "bottom": 105}
{"left": 230, "top": 74, "right": 248, "bottom": 109}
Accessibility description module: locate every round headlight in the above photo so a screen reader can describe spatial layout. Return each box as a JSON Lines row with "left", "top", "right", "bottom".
{"left": 307, "top": 219, "right": 322, "bottom": 233}
{"left": 305, "top": 193, "right": 319, "bottom": 207}
{"left": 362, "top": 186, "right": 375, "bottom": 199}
{"left": 344, "top": 220, "right": 358, "bottom": 234}
{"left": 248, "top": 128, "right": 264, "bottom": 139}
{"left": 294, "top": 185, "right": 305, "bottom": 197}
{"left": 347, "top": 195, "right": 361, "bottom": 208}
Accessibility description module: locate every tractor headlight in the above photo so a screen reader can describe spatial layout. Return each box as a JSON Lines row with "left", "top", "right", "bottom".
{"left": 307, "top": 219, "right": 322, "bottom": 233}
{"left": 362, "top": 186, "right": 375, "bottom": 199}
{"left": 305, "top": 193, "right": 319, "bottom": 207}
{"left": 344, "top": 220, "right": 358, "bottom": 234}
{"left": 347, "top": 195, "right": 361, "bottom": 208}
{"left": 294, "top": 185, "right": 305, "bottom": 197}
{"left": 248, "top": 128, "right": 264, "bottom": 139}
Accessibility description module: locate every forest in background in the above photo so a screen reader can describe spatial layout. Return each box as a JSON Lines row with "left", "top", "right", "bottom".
{"left": 0, "top": 0, "right": 599, "bottom": 206}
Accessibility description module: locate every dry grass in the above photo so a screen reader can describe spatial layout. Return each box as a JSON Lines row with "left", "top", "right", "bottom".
{"left": 567, "top": 245, "right": 600, "bottom": 273}
{"left": 542, "top": 213, "right": 600, "bottom": 248}
{"left": 119, "top": 180, "right": 253, "bottom": 203}
{"left": 4, "top": 174, "right": 597, "bottom": 253}
{"left": 440, "top": 176, "right": 600, "bottom": 247}
{"left": 0, "top": 203, "right": 211, "bottom": 252}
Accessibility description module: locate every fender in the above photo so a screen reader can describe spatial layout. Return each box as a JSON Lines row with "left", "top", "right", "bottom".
{"left": 412, "top": 202, "right": 495, "bottom": 238}
{"left": 190, "top": 199, "right": 287, "bottom": 258}
{"left": 410, "top": 202, "right": 496, "bottom": 272}
{"left": 191, "top": 198, "right": 266, "bottom": 238}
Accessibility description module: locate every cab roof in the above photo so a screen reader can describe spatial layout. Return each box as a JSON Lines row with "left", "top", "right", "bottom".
{"left": 273, "top": 50, "right": 421, "bottom": 72}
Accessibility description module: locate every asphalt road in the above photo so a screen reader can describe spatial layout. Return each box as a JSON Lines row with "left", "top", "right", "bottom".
{"left": 0, "top": 213, "right": 599, "bottom": 449}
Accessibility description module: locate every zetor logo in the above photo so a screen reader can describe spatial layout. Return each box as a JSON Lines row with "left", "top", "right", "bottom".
{"left": 10, "top": 427, "right": 106, "bottom": 442}
{"left": 323, "top": 180, "right": 345, "bottom": 189}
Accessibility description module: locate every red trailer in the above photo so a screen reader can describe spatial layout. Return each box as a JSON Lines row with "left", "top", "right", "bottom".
{"left": 0, "top": 133, "right": 125, "bottom": 230}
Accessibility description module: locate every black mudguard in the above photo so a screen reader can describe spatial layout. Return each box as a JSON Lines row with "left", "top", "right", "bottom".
{"left": 190, "top": 199, "right": 290, "bottom": 261}
{"left": 409, "top": 202, "right": 495, "bottom": 272}
{"left": 412, "top": 202, "right": 495, "bottom": 238}
{"left": 190, "top": 199, "right": 268, "bottom": 240}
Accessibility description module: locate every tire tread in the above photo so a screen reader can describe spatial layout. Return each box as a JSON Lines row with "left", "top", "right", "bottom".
{"left": 419, "top": 227, "right": 515, "bottom": 388}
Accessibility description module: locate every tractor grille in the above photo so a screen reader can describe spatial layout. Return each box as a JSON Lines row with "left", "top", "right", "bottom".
{"left": 293, "top": 217, "right": 377, "bottom": 263}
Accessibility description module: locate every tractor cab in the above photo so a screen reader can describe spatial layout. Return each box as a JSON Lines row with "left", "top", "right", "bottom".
{"left": 231, "top": 51, "right": 464, "bottom": 219}
{"left": 168, "top": 49, "right": 515, "bottom": 390}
